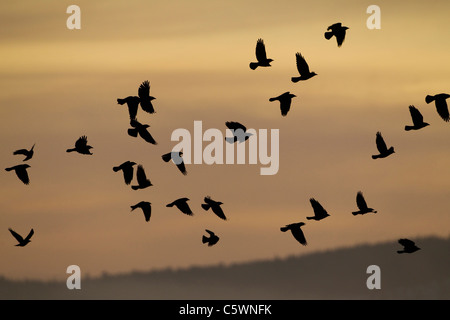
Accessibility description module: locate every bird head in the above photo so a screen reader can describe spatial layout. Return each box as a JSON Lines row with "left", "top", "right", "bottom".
{"left": 267, "top": 59, "right": 274, "bottom": 63}
{"left": 150, "top": 96, "right": 156, "bottom": 101}
{"left": 344, "top": 26, "right": 349, "bottom": 30}
{"left": 311, "top": 72, "right": 318, "bottom": 77}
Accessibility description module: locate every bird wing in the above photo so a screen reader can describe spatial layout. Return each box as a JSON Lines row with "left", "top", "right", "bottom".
{"left": 255, "top": 38, "right": 268, "bottom": 62}
{"left": 126, "top": 97, "right": 140, "bottom": 120}
{"left": 398, "top": 238, "right": 415, "bottom": 247}
{"left": 375, "top": 132, "right": 388, "bottom": 153}
{"left": 310, "top": 198, "right": 327, "bottom": 217}
{"left": 24, "top": 229, "right": 34, "bottom": 241}
{"left": 435, "top": 98, "right": 450, "bottom": 122}
{"left": 142, "top": 203, "right": 152, "bottom": 221}
{"left": 295, "top": 52, "right": 310, "bottom": 75}
{"left": 291, "top": 227, "right": 307, "bottom": 246}
{"left": 140, "top": 128, "right": 157, "bottom": 144}
{"left": 356, "top": 192, "right": 368, "bottom": 210}
{"left": 123, "top": 165, "right": 134, "bottom": 185}
{"left": 138, "top": 80, "right": 150, "bottom": 99}
{"left": 176, "top": 160, "right": 187, "bottom": 175}
{"left": 136, "top": 165, "right": 148, "bottom": 184}
{"left": 16, "top": 166, "right": 30, "bottom": 184}
{"left": 75, "top": 136, "right": 88, "bottom": 149}
{"left": 335, "top": 29, "right": 347, "bottom": 47}
{"left": 225, "top": 121, "right": 246, "bottom": 132}
{"left": 212, "top": 204, "right": 227, "bottom": 220}
{"left": 178, "top": 201, "right": 193, "bottom": 215}
{"left": 328, "top": 22, "right": 342, "bottom": 30}
{"left": 205, "top": 229, "right": 215, "bottom": 237}
{"left": 9, "top": 228, "right": 24, "bottom": 243}
{"left": 409, "top": 105, "right": 424, "bottom": 125}
{"left": 13, "top": 149, "right": 28, "bottom": 156}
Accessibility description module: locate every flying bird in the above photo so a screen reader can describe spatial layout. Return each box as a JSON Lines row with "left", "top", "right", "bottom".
{"left": 202, "top": 229, "right": 220, "bottom": 247}
{"left": 131, "top": 164, "right": 152, "bottom": 190}
{"left": 117, "top": 80, "right": 156, "bottom": 120}
{"left": 5, "top": 164, "right": 31, "bottom": 185}
{"left": 291, "top": 52, "right": 317, "bottom": 83}
{"left": 9, "top": 228, "right": 34, "bottom": 247}
{"left": 280, "top": 222, "right": 307, "bottom": 246}
{"left": 249, "top": 38, "right": 273, "bottom": 70}
{"left": 66, "top": 136, "right": 93, "bottom": 155}
{"left": 166, "top": 198, "right": 193, "bottom": 216}
{"left": 13, "top": 144, "right": 35, "bottom": 161}
{"left": 405, "top": 105, "right": 430, "bottom": 131}
{"left": 225, "top": 121, "right": 253, "bottom": 143}
{"left": 130, "top": 201, "right": 152, "bottom": 222}
{"left": 269, "top": 92, "right": 296, "bottom": 116}
{"left": 307, "top": 198, "right": 330, "bottom": 221}
{"left": 372, "top": 132, "right": 394, "bottom": 159}
{"left": 127, "top": 119, "right": 157, "bottom": 145}
{"left": 161, "top": 151, "right": 187, "bottom": 175}
{"left": 425, "top": 93, "right": 450, "bottom": 122}
{"left": 324, "top": 22, "right": 349, "bottom": 47}
{"left": 397, "top": 238, "right": 421, "bottom": 254}
{"left": 352, "top": 191, "right": 377, "bottom": 215}
{"left": 113, "top": 161, "right": 137, "bottom": 185}
{"left": 201, "top": 196, "right": 227, "bottom": 220}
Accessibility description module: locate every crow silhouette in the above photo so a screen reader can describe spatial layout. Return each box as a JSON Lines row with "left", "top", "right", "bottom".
{"left": 307, "top": 198, "right": 330, "bottom": 221}
{"left": 131, "top": 164, "right": 152, "bottom": 190}
{"left": 167, "top": 197, "right": 193, "bottom": 216}
{"left": 291, "top": 52, "right": 317, "bottom": 83}
{"left": 280, "top": 222, "right": 307, "bottom": 246}
{"left": 269, "top": 92, "right": 296, "bottom": 116}
{"left": 113, "top": 161, "right": 137, "bottom": 185}
{"left": 425, "top": 93, "right": 450, "bottom": 122}
{"left": 405, "top": 105, "right": 429, "bottom": 131}
{"left": 66, "top": 136, "right": 93, "bottom": 155}
{"left": 162, "top": 151, "right": 187, "bottom": 175}
{"left": 372, "top": 132, "right": 394, "bottom": 159}
{"left": 397, "top": 238, "right": 421, "bottom": 254}
{"left": 324, "top": 23, "right": 349, "bottom": 47}
{"left": 9, "top": 228, "right": 34, "bottom": 247}
{"left": 202, "top": 229, "right": 220, "bottom": 247}
{"left": 13, "top": 144, "right": 35, "bottom": 161}
{"left": 225, "top": 121, "right": 253, "bottom": 143}
{"left": 117, "top": 80, "right": 156, "bottom": 120}
{"left": 5, "top": 164, "right": 31, "bottom": 185}
{"left": 201, "top": 196, "right": 227, "bottom": 220}
{"left": 128, "top": 119, "right": 157, "bottom": 145}
{"left": 352, "top": 191, "right": 377, "bottom": 215}
{"left": 249, "top": 38, "right": 273, "bottom": 70}
{"left": 130, "top": 201, "right": 152, "bottom": 222}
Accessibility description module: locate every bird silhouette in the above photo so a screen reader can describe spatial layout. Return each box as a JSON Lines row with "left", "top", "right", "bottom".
{"left": 13, "top": 144, "right": 35, "bottom": 161}
{"left": 127, "top": 119, "right": 157, "bottom": 145}
{"left": 405, "top": 105, "right": 429, "bottom": 131}
{"left": 201, "top": 196, "right": 227, "bottom": 220}
{"left": 117, "top": 80, "right": 156, "bottom": 120}
{"left": 113, "top": 161, "right": 137, "bottom": 185}
{"left": 66, "top": 136, "right": 93, "bottom": 155}
{"left": 324, "top": 23, "right": 349, "bottom": 47}
{"left": 291, "top": 52, "right": 317, "bottom": 83}
{"left": 307, "top": 198, "right": 330, "bottom": 221}
{"left": 202, "top": 229, "right": 220, "bottom": 247}
{"left": 280, "top": 222, "right": 307, "bottom": 246}
{"left": 5, "top": 164, "right": 31, "bottom": 185}
{"left": 352, "top": 191, "right": 377, "bottom": 215}
{"left": 372, "top": 132, "right": 394, "bottom": 159}
{"left": 131, "top": 164, "right": 152, "bottom": 190}
{"left": 425, "top": 93, "right": 450, "bottom": 122}
{"left": 397, "top": 238, "right": 421, "bottom": 254}
{"left": 161, "top": 151, "right": 187, "bottom": 175}
{"left": 249, "top": 38, "right": 273, "bottom": 70}
{"left": 225, "top": 121, "right": 253, "bottom": 143}
{"left": 9, "top": 228, "right": 34, "bottom": 247}
{"left": 166, "top": 197, "right": 193, "bottom": 216}
{"left": 130, "top": 201, "right": 152, "bottom": 222}
{"left": 269, "top": 92, "right": 296, "bottom": 116}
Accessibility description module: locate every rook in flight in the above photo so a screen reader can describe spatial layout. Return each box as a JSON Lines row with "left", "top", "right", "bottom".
{"left": 66, "top": 136, "right": 93, "bottom": 155}
{"left": 225, "top": 121, "right": 253, "bottom": 143}
{"left": 324, "top": 23, "right": 349, "bottom": 47}
{"left": 128, "top": 119, "right": 157, "bottom": 145}
{"left": 291, "top": 52, "right": 317, "bottom": 83}
{"left": 9, "top": 228, "right": 34, "bottom": 247}
{"left": 269, "top": 92, "right": 296, "bottom": 117}
{"left": 307, "top": 198, "right": 330, "bottom": 221}
{"left": 352, "top": 191, "right": 377, "bottom": 215}
{"left": 113, "top": 161, "right": 137, "bottom": 185}
{"left": 425, "top": 93, "right": 450, "bottom": 122}
{"left": 5, "top": 164, "right": 31, "bottom": 185}
{"left": 202, "top": 229, "right": 220, "bottom": 247}
{"left": 372, "top": 132, "right": 394, "bottom": 159}
{"left": 162, "top": 151, "right": 187, "bottom": 175}
{"left": 405, "top": 105, "right": 429, "bottom": 131}
{"left": 130, "top": 201, "right": 152, "bottom": 222}
{"left": 249, "top": 38, "right": 273, "bottom": 70}
{"left": 131, "top": 164, "right": 152, "bottom": 190}
{"left": 397, "top": 238, "right": 421, "bottom": 254}
{"left": 117, "top": 80, "right": 156, "bottom": 120}
{"left": 13, "top": 144, "right": 35, "bottom": 161}
{"left": 280, "top": 222, "right": 307, "bottom": 246}
{"left": 201, "top": 196, "right": 227, "bottom": 220}
{"left": 167, "top": 198, "right": 193, "bottom": 216}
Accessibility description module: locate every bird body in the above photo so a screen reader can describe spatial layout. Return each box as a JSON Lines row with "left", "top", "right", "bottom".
{"left": 291, "top": 52, "right": 317, "bottom": 83}
{"left": 225, "top": 121, "right": 253, "bottom": 143}
{"left": 372, "top": 132, "right": 394, "bottom": 159}
{"left": 397, "top": 238, "right": 420, "bottom": 254}
{"left": 9, "top": 228, "right": 34, "bottom": 246}
{"left": 5, "top": 164, "right": 31, "bottom": 185}
{"left": 166, "top": 197, "right": 193, "bottom": 216}
{"left": 269, "top": 92, "right": 296, "bottom": 116}
{"left": 405, "top": 105, "right": 429, "bottom": 131}
{"left": 425, "top": 93, "right": 450, "bottom": 122}
{"left": 128, "top": 119, "right": 157, "bottom": 145}
{"left": 131, "top": 164, "right": 152, "bottom": 190}
{"left": 249, "top": 38, "right": 273, "bottom": 70}
{"left": 201, "top": 196, "right": 227, "bottom": 220}
{"left": 280, "top": 222, "right": 307, "bottom": 246}
{"left": 113, "top": 161, "right": 137, "bottom": 185}
{"left": 117, "top": 80, "right": 156, "bottom": 120}
{"left": 161, "top": 151, "right": 187, "bottom": 175}
{"left": 325, "top": 23, "right": 349, "bottom": 47}
{"left": 202, "top": 229, "right": 220, "bottom": 246}
{"left": 352, "top": 191, "right": 377, "bottom": 215}
{"left": 130, "top": 201, "right": 152, "bottom": 222}
{"left": 307, "top": 198, "right": 329, "bottom": 221}
{"left": 66, "top": 136, "right": 93, "bottom": 155}
{"left": 13, "top": 144, "right": 35, "bottom": 161}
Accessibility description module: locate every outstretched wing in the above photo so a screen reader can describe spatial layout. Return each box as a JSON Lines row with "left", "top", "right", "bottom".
{"left": 375, "top": 132, "right": 388, "bottom": 153}
{"left": 255, "top": 38, "right": 268, "bottom": 62}
{"left": 16, "top": 166, "right": 30, "bottom": 185}
{"left": 8, "top": 228, "right": 24, "bottom": 242}
{"left": 291, "top": 227, "right": 307, "bottom": 246}
{"left": 409, "top": 105, "right": 424, "bottom": 126}
{"left": 75, "top": 136, "right": 88, "bottom": 149}
{"left": 24, "top": 229, "right": 34, "bottom": 241}
{"left": 310, "top": 198, "right": 328, "bottom": 217}
{"left": 13, "top": 148, "right": 28, "bottom": 156}
{"left": 399, "top": 238, "right": 415, "bottom": 248}
{"left": 212, "top": 204, "right": 227, "bottom": 220}
{"left": 295, "top": 52, "right": 310, "bottom": 76}
{"left": 138, "top": 81, "right": 155, "bottom": 114}
{"left": 356, "top": 191, "right": 368, "bottom": 210}
{"left": 225, "top": 121, "right": 247, "bottom": 132}
{"left": 205, "top": 229, "right": 215, "bottom": 237}
{"left": 140, "top": 127, "right": 157, "bottom": 144}
{"left": 435, "top": 99, "right": 450, "bottom": 122}
{"left": 136, "top": 165, "right": 148, "bottom": 184}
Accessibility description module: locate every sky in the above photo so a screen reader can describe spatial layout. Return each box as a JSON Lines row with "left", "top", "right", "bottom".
{"left": 0, "top": 0, "right": 449, "bottom": 281}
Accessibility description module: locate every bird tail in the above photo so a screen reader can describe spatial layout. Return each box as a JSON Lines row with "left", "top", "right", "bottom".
{"left": 4, "top": 167, "right": 13, "bottom": 172}
{"left": 397, "top": 250, "right": 405, "bottom": 254}
{"left": 324, "top": 31, "right": 333, "bottom": 40}
{"left": 131, "top": 185, "right": 140, "bottom": 190}
{"left": 112, "top": 166, "right": 121, "bottom": 172}
{"left": 352, "top": 211, "right": 360, "bottom": 216}
{"left": 404, "top": 125, "right": 414, "bottom": 131}
{"left": 130, "top": 205, "right": 138, "bottom": 211}
{"left": 66, "top": 148, "right": 76, "bottom": 153}
{"left": 166, "top": 202, "right": 174, "bottom": 207}
{"left": 201, "top": 203, "right": 210, "bottom": 211}
{"left": 202, "top": 235, "right": 209, "bottom": 244}
{"left": 161, "top": 152, "right": 172, "bottom": 162}
{"left": 280, "top": 226, "right": 289, "bottom": 232}
{"left": 127, "top": 128, "right": 138, "bottom": 137}
{"left": 269, "top": 97, "right": 277, "bottom": 102}
{"left": 291, "top": 77, "right": 301, "bottom": 83}
{"left": 425, "top": 95, "right": 435, "bottom": 104}
{"left": 306, "top": 216, "right": 314, "bottom": 220}
{"left": 249, "top": 62, "right": 259, "bottom": 70}
{"left": 117, "top": 98, "right": 127, "bottom": 105}
{"left": 371, "top": 154, "right": 380, "bottom": 159}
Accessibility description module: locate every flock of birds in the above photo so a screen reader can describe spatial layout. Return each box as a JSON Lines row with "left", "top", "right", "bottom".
{"left": 5, "top": 22, "right": 449, "bottom": 258}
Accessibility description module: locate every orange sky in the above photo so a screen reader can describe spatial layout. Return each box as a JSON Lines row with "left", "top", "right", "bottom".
{"left": 0, "top": 0, "right": 449, "bottom": 281}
